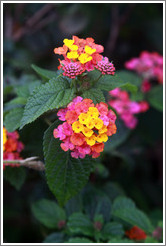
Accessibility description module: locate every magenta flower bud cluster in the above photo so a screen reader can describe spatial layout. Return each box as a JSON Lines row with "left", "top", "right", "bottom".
{"left": 62, "top": 61, "right": 85, "bottom": 79}
{"left": 95, "top": 57, "right": 115, "bottom": 75}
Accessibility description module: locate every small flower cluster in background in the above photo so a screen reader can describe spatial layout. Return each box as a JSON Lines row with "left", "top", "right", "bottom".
{"left": 108, "top": 88, "right": 149, "bottom": 129}
{"left": 53, "top": 96, "right": 117, "bottom": 158}
{"left": 125, "top": 226, "right": 147, "bottom": 240}
{"left": 3, "top": 127, "right": 24, "bottom": 169}
{"left": 125, "top": 51, "right": 163, "bottom": 93}
{"left": 54, "top": 36, "right": 115, "bottom": 78}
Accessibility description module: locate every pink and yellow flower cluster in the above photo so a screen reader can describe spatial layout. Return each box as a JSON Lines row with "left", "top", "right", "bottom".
{"left": 125, "top": 51, "right": 163, "bottom": 92}
{"left": 53, "top": 97, "right": 117, "bottom": 158}
{"left": 109, "top": 88, "right": 149, "bottom": 129}
{"left": 3, "top": 127, "right": 24, "bottom": 169}
{"left": 54, "top": 36, "right": 115, "bottom": 78}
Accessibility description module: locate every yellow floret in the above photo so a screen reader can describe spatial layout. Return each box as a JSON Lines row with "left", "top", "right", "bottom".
{"left": 63, "top": 39, "right": 74, "bottom": 48}
{"left": 78, "top": 53, "right": 92, "bottom": 64}
{"left": 67, "top": 51, "right": 79, "bottom": 59}
{"left": 78, "top": 113, "right": 89, "bottom": 125}
{"left": 94, "top": 118, "right": 103, "bottom": 130}
{"left": 99, "top": 125, "right": 108, "bottom": 134}
{"left": 86, "top": 118, "right": 95, "bottom": 129}
{"left": 3, "top": 127, "right": 7, "bottom": 151}
{"left": 82, "top": 126, "right": 94, "bottom": 138}
{"left": 85, "top": 134, "right": 96, "bottom": 146}
{"left": 85, "top": 45, "right": 96, "bottom": 55}
{"left": 96, "top": 133, "right": 108, "bottom": 143}
{"left": 87, "top": 107, "right": 99, "bottom": 119}
{"left": 70, "top": 45, "right": 78, "bottom": 51}
{"left": 72, "top": 121, "right": 84, "bottom": 133}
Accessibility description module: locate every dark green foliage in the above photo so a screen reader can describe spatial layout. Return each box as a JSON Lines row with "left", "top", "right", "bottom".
{"left": 43, "top": 121, "right": 93, "bottom": 206}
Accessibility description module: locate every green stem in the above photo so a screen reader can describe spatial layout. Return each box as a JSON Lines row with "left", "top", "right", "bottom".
{"left": 3, "top": 160, "right": 21, "bottom": 164}
{"left": 92, "top": 73, "right": 102, "bottom": 86}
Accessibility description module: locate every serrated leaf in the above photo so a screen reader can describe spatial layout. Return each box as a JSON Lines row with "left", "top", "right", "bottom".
{"left": 101, "top": 222, "right": 124, "bottom": 240}
{"left": 82, "top": 88, "right": 105, "bottom": 103}
{"left": 66, "top": 237, "right": 93, "bottom": 243}
{"left": 3, "top": 166, "right": 26, "bottom": 190}
{"left": 4, "top": 108, "right": 24, "bottom": 132}
{"left": 43, "top": 121, "right": 92, "bottom": 206}
{"left": 43, "top": 232, "right": 65, "bottom": 243}
{"left": 94, "top": 72, "right": 138, "bottom": 93}
{"left": 20, "top": 78, "right": 75, "bottom": 129}
{"left": 112, "top": 197, "right": 153, "bottom": 233}
{"left": 31, "top": 199, "right": 66, "bottom": 229}
{"left": 67, "top": 212, "right": 94, "bottom": 237}
{"left": 147, "top": 85, "right": 163, "bottom": 112}
{"left": 31, "top": 64, "right": 58, "bottom": 80}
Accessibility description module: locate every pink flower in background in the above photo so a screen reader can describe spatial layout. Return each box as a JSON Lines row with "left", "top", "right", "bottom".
{"left": 108, "top": 88, "right": 149, "bottom": 129}
{"left": 125, "top": 51, "right": 163, "bottom": 85}
{"left": 141, "top": 80, "right": 151, "bottom": 93}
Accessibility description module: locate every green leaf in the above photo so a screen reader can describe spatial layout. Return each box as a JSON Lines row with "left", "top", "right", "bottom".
{"left": 112, "top": 197, "right": 153, "bottom": 233}
{"left": 5, "top": 97, "right": 27, "bottom": 106}
{"left": 15, "top": 81, "right": 41, "bottom": 98}
{"left": 147, "top": 85, "right": 163, "bottom": 112}
{"left": 43, "top": 232, "right": 65, "bottom": 243}
{"left": 94, "top": 72, "right": 138, "bottom": 93}
{"left": 116, "top": 70, "right": 142, "bottom": 87}
{"left": 104, "top": 119, "right": 130, "bottom": 151}
{"left": 4, "top": 166, "right": 26, "bottom": 190}
{"left": 4, "top": 108, "right": 24, "bottom": 132}
{"left": 112, "top": 196, "right": 136, "bottom": 211}
{"left": 65, "top": 194, "right": 83, "bottom": 217}
{"left": 31, "top": 199, "right": 66, "bottom": 229}
{"left": 82, "top": 186, "right": 111, "bottom": 222}
{"left": 144, "top": 236, "right": 159, "bottom": 243}
{"left": 101, "top": 222, "right": 124, "bottom": 240}
{"left": 20, "top": 78, "right": 75, "bottom": 129}
{"left": 67, "top": 212, "right": 94, "bottom": 237}
{"left": 31, "top": 64, "right": 58, "bottom": 80}
{"left": 130, "top": 91, "right": 144, "bottom": 102}
{"left": 66, "top": 237, "right": 93, "bottom": 243}
{"left": 94, "top": 196, "right": 112, "bottom": 222}
{"left": 43, "top": 121, "right": 93, "bottom": 206}
{"left": 103, "top": 182, "right": 125, "bottom": 202}
{"left": 108, "top": 237, "right": 134, "bottom": 243}
{"left": 82, "top": 88, "right": 105, "bottom": 103}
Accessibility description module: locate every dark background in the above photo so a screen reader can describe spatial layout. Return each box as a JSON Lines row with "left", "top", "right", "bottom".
{"left": 3, "top": 3, "right": 163, "bottom": 243}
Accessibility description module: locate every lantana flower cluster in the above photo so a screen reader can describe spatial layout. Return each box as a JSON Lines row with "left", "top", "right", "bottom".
{"left": 54, "top": 36, "right": 115, "bottom": 78}
{"left": 125, "top": 51, "right": 163, "bottom": 92}
{"left": 108, "top": 88, "right": 149, "bottom": 129}
{"left": 3, "top": 127, "right": 24, "bottom": 169}
{"left": 125, "top": 226, "right": 147, "bottom": 240}
{"left": 53, "top": 97, "right": 117, "bottom": 158}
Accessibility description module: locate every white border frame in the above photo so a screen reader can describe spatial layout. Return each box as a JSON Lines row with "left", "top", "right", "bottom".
{"left": 1, "top": 1, "right": 165, "bottom": 245}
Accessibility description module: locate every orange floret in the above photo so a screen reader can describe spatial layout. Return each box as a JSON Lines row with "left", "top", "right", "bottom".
{"left": 107, "top": 122, "right": 117, "bottom": 136}
{"left": 65, "top": 110, "right": 78, "bottom": 124}
{"left": 70, "top": 133, "right": 85, "bottom": 146}
{"left": 5, "top": 138, "right": 17, "bottom": 152}
{"left": 91, "top": 142, "right": 104, "bottom": 153}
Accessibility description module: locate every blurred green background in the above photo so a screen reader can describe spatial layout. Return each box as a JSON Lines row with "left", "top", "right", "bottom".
{"left": 3, "top": 3, "right": 163, "bottom": 243}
